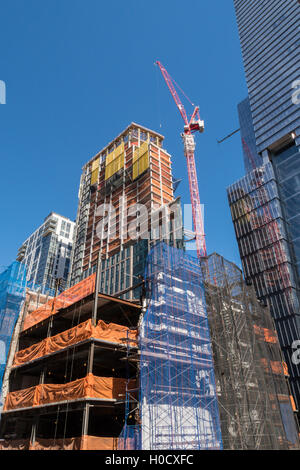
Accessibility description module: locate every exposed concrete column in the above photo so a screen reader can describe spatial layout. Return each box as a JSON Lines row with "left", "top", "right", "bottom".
{"left": 81, "top": 403, "right": 90, "bottom": 437}
{"left": 29, "top": 415, "right": 39, "bottom": 449}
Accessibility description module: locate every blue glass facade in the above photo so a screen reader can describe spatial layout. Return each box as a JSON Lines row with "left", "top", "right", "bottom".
{"left": 238, "top": 97, "right": 262, "bottom": 173}
{"left": 234, "top": 0, "right": 300, "bottom": 153}
{"left": 272, "top": 144, "right": 300, "bottom": 284}
{"left": 230, "top": 0, "right": 300, "bottom": 411}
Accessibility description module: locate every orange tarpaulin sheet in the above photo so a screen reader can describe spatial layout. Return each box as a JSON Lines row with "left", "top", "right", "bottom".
{"left": 31, "top": 437, "right": 81, "bottom": 450}
{"left": 0, "top": 439, "right": 30, "bottom": 450}
{"left": 4, "top": 374, "right": 134, "bottom": 411}
{"left": 282, "top": 361, "right": 289, "bottom": 376}
{"left": 261, "top": 358, "right": 285, "bottom": 375}
{"left": 254, "top": 325, "right": 277, "bottom": 343}
{"left": 14, "top": 319, "right": 137, "bottom": 367}
{"left": 290, "top": 395, "right": 297, "bottom": 412}
{"left": 80, "top": 436, "right": 118, "bottom": 450}
{"left": 0, "top": 436, "right": 118, "bottom": 450}
{"left": 22, "top": 274, "right": 96, "bottom": 331}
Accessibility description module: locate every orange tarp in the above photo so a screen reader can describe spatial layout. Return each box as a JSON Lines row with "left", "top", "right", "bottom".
{"left": 290, "top": 395, "right": 297, "bottom": 412}
{"left": 22, "top": 274, "right": 96, "bottom": 331}
{"left": 254, "top": 325, "right": 277, "bottom": 344}
{"left": 31, "top": 437, "right": 81, "bottom": 450}
{"left": 282, "top": 361, "right": 289, "bottom": 376}
{"left": 4, "top": 374, "right": 134, "bottom": 411}
{"left": 0, "top": 436, "right": 118, "bottom": 450}
{"left": 14, "top": 319, "right": 137, "bottom": 367}
{"left": 80, "top": 436, "right": 118, "bottom": 450}
{"left": 0, "top": 439, "right": 29, "bottom": 450}
{"left": 261, "top": 358, "right": 285, "bottom": 375}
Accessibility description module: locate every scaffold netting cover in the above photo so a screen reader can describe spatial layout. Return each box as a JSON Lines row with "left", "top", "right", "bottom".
{"left": 139, "top": 242, "right": 223, "bottom": 450}
{"left": 0, "top": 262, "right": 26, "bottom": 406}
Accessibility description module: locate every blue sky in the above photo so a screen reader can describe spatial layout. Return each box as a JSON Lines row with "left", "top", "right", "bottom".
{"left": 0, "top": 0, "right": 248, "bottom": 269}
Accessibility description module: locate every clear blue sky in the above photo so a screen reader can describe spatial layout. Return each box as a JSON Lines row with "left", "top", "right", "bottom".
{"left": 0, "top": 0, "right": 248, "bottom": 269}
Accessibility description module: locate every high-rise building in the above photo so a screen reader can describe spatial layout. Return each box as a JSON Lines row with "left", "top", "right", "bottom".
{"left": 228, "top": 0, "right": 300, "bottom": 411}
{"left": 234, "top": 0, "right": 300, "bottom": 155}
{"left": 17, "top": 212, "right": 75, "bottom": 292}
{"left": 69, "top": 123, "right": 184, "bottom": 300}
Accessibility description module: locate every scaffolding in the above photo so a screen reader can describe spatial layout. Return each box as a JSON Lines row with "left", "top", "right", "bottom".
{"left": 203, "top": 253, "right": 299, "bottom": 449}
{"left": 139, "top": 242, "right": 223, "bottom": 450}
{"left": 0, "top": 262, "right": 26, "bottom": 407}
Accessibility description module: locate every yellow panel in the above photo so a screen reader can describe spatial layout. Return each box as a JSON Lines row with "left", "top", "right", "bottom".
{"left": 133, "top": 147, "right": 139, "bottom": 163}
{"left": 132, "top": 151, "right": 149, "bottom": 180}
{"left": 106, "top": 149, "right": 115, "bottom": 166}
{"left": 115, "top": 155, "right": 123, "bottom": 173}
{"left": 92, "top": 158, "right": 100, "bottom": 172}
{"left": 139, "top": 152, "right": 149, "bottom": 175}
{"left": 105, "top": 162, "right": 112, "bottom": 180}
{"left": 105, "top": 151, "right": 124, "bottom": 181}
{"left": 133, "top": 142, "right": 148, "bottom": 163}
{"left": 91, "top": 168, "right": 99, "bottom": 185}
{"left": 139, "top": 141, "right": 148, "bottom": 155}
{"left": 132, "top": 161, "right": 139, "bottom": 180}
{"left": 115, "top": 142, "right": 124, "bottom": 158}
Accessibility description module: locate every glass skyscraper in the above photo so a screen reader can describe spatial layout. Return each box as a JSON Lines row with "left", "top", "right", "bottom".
{"left": 228, "top": 0, "right": 300, "bottom": 413}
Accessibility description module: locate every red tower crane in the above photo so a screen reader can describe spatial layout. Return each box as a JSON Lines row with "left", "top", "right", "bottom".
{"left": 156, "top": 61, "right": 206, "bottom": 258}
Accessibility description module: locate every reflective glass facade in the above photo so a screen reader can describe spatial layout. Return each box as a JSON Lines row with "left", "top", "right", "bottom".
{"left": 234, "top": 0, "right": 300, "bottom": 153}
{"left": 272, "top": 144, "right": 300, "bottom": 282}
{"left": 230, "top": 0, "right": 300, "bottom": 410}
{"left": 228, "top": 163, "right": 300, "bottom": 407}
{"left": 238, "top": 97, "right": 262, "bottom": 173}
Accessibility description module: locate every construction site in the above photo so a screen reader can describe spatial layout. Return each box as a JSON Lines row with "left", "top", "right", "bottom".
{"left": 0, "top": 59, "right": 299, "bottom": 451}
{"left": 0, "top": 242, "right": 299, "bottom": 450}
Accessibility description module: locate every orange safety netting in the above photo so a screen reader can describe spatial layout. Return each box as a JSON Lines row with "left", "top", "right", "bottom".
{"left": 260, "top": 358, "right": 285, "bottom": 375}
{"left": 290, "top": 395, "right": 297, "bottom": 412}
{"left": 22, "top": 274, "right": 96, "bottom": 331}
{"left": 253, "top": 324, "right": 277, "bottom": 344}
{"left": 275, "top": 394, "right": 297, "bottom": 411}
{"left": 14, "top": 319, "right": 137, "bottom": 367}
{"left": 282, "top": 361, "right": 289, "bottom": 376}
{"left": 4, "top": 374, "right": 135, "bottom": 411}
{"left": 0, "top": 436, "right": 119, "bottom": 450}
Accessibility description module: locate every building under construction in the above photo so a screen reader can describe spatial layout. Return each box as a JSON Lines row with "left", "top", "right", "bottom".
{"left": 69, "top": 123, "right": 183, "bottom": 300}
{"left": 0, "top": 243, "right": 298, "bottom": 450}
{"left": 203, "top": 252, "right": 299, "bottom": 449}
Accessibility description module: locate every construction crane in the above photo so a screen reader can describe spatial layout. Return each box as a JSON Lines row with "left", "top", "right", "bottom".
{"left": 156, "top": 60, "right": 206, "bottom": 259}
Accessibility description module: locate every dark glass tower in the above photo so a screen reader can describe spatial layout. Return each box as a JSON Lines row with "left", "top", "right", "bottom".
{"left": 228, "top": 0, "right": 300, "bottom": 412}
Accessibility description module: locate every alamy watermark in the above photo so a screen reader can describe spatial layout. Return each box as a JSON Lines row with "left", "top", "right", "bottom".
{"left": 291, "top": 79, "right": 300, "bottom": 105}
{"left": 0, "top": 80, "right": 6, "bottom": 104}
{"left": 291, "top": 340, "right": 300, "bottom": 365}
{"left": 93, "top": 198, "right": 203, "bottom": 252}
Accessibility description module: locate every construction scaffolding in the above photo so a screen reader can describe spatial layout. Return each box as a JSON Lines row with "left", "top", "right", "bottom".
{"left": 139, "top": 242, "right": 223, "bottom": 450}
{"left": 203, "top": 253, "right": 299, "bottom": 449}
{"left": 0, "top": 262, "right": 26, "bottom": 408}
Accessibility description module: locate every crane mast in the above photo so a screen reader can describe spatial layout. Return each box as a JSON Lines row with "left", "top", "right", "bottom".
{"left": 156, "top": 61, "right": 206, "bottom": 258}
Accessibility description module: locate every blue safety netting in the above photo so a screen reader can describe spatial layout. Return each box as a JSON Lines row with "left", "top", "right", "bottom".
{"left": 117, "top": 424, "right": 141, "bottom": 450}
{"left": 0, "top": 262, "right": 26, "bottom": 407}
{"left": 139, "top": 242, "right": 223, "bottom": 450}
